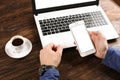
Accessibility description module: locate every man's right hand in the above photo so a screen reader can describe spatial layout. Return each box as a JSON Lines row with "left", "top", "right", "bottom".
{"left": 90, "top": 31, "right": 108, "bottom": 59}
{"left": 40, "top": 43, "right": 63, "bottom": 67}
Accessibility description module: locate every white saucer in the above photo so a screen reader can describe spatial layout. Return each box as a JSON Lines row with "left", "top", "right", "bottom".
{"left": 5, "top": 38, "right": 32, "bottom": 59}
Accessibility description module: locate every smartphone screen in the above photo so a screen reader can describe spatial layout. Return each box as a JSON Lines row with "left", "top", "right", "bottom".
{"left": 69, "top": 21, "right": 95, "bottom": 57}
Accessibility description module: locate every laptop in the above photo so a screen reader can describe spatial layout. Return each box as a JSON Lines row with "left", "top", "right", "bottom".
{"left": 31, "top": 0, "right": 119, "bottom": 48}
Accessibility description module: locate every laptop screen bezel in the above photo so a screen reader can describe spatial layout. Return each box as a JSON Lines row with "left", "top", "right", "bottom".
{"left": 31, "top": 0, "right": 99, "bottom": 15}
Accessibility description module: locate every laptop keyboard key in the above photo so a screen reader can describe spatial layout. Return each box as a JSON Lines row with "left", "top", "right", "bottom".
{"left": 39, "top": 11, "right": 107, "bottom": 36}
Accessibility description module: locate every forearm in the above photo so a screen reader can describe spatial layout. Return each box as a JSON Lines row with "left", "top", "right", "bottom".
{"left": 102, "top": 46, "right": 120, "bottom": 72}
{"left": 40, "top": 68, "right": 59, "bottom": 80}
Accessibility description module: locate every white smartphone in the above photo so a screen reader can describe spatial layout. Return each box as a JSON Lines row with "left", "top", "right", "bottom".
{"left": 69, "top": 21, "right": 96, "bottom": 57}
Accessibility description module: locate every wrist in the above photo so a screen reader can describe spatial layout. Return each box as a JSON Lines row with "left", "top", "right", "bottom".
{"left": 102, "top": 47, "right": 108, "bottom": 59}
{"left": 39, "top": 65, "right": 56, "bottom": 76}
{"left": 40, "top": 62, "right": 58, "bottom": 67}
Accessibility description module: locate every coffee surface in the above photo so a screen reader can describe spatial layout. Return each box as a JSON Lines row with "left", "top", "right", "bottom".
{"left": 12, "top": 38, "right": 23, "bottom": 46}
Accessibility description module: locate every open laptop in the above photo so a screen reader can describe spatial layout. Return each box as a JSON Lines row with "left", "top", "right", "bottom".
{"left": 31, "top": 0, "right": 119, "bottom": 48}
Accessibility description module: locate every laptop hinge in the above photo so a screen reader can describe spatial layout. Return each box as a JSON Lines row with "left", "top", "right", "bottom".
{"left": 31, "top": 0, "right": 38, "bottom": 16}
{"left": 97, "top": 0, "right": 99, "bottom": 5}
{"left": 31, "top": 0, "right": 99, "bottom": 15}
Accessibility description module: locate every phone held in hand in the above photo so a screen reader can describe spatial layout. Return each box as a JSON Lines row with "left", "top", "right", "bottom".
{"left": 69, "top": 21, "right": 96, "bottom": 57}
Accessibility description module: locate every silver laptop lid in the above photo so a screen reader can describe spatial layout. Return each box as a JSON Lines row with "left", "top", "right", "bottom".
{"left": 32, "top": 0, "right": 99, "bottom": 15}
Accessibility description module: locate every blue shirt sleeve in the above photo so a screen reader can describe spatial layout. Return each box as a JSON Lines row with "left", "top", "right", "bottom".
{"left": 40, "top": 68, "right": 59, "bottom": 80}
{"left": 102, "top": 46, "right": 120, "bottom": 72}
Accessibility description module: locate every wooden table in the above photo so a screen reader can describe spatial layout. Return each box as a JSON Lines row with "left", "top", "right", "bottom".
{"left": 0, "top": 0, "right": 120, "bottom": 80}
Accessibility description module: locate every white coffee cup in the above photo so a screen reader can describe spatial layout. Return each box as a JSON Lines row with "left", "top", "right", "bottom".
{"left": 5, "top": 35, "right": 32, "bottom": 58}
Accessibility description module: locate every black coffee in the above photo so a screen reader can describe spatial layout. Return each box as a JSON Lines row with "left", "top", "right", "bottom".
{"left": 12, "top": 38, "right": 23, "bottom": 46}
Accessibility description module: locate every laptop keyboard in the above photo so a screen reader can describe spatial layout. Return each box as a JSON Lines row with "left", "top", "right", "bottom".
{"left": 39, "top": 11, "right": 107, "bottom": 36}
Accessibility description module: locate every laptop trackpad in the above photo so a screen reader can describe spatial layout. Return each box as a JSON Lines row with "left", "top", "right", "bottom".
{"left": 41, "top": 32, "right": 75, "bottom": 48}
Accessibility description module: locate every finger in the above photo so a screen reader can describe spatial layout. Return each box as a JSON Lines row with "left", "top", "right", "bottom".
{"left": 90, "top": 31, "right": 101, "bottom": 40}
{"left": 74, "top": 41, "right": 77, "bottom": 45}
{"left": 56, "top": 45, "right": 63, "bottom": 55}
{"left": 74, "top": 41, "right": 78, "bottom": 50}
{"left": 91, "top": 33, "right": 96, "bottom": 41}
{"left": 93, "top": 31, "right": 106, "bottom": 40}
{"left": 91, "top": 34, "right": 98, "bottom": 45}
{"left": 52, "top": 45, "right": 58, "bottom": 51}
{"left": 89, "top": 31, "right": 93, "bottom": 36}
{"left": 94, "top": 31, "right": 103, "bottom": 37}
{"left": 45, "top": 43, "right": 54, "bottom": 49}
{"left": 89, "top": 31, "right": 98, "bottom": 39}
{"left": 97, "top": 31, "right": 106, "bottom": 39}
{"left": 91, "top": 31, "right": 102, "bottom": 36}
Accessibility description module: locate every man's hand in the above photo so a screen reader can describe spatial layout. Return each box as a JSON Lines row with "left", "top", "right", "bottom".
{"left": 40, "top": 43, "right": 63, "bottom": 67}
{"left": 90, "top": 31, "right": 108, "bottom": 59}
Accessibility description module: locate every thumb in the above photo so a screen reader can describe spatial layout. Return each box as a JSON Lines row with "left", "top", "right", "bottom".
{"left": 91, "top": 34, "right": 98, "bottom": 46}
{"left": 91, "top": 35, "right": 96, "bottom": 42}
{"left": 89, "top": 31, "right": 92, "bottom": 37}
{"left": 56, "top": 45, "right": 63, "bottom": 56}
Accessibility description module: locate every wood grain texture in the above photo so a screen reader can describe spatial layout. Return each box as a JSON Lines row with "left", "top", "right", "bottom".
{"left": 0, "top": 0, "right": 120, "bottom": 80}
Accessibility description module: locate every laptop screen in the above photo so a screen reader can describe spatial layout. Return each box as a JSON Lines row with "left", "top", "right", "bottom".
{"left": 35, "top": 0, "right": 96, "bottom": 10}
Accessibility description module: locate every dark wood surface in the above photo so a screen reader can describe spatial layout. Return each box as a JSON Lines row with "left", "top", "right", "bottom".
{"left": 0, "top": 0, "right": 120, "bottom": 80}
